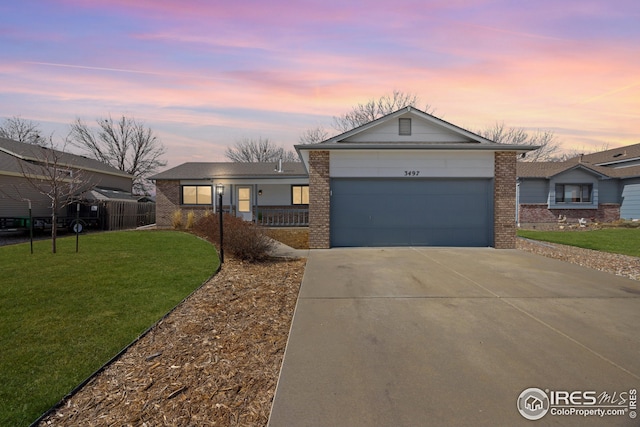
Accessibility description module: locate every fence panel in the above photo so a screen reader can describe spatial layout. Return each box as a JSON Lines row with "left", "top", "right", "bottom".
{"left": 105, "top": 201, "right": 155, "bottom": 231}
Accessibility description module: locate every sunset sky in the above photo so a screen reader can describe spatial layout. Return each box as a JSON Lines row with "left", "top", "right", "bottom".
{"left": 1, "top": 0, "right": 639, "bottom": 168}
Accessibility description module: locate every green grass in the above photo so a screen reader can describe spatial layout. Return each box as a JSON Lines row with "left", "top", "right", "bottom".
{"left": 0, "top": 231, "right": 218, "bottom": 426}
{"left": 518, "top": 228, "right": 640, "bottom": 257}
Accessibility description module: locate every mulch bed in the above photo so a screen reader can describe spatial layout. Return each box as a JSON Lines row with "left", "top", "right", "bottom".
{"left": 39, "top": 257, "right": 306, "bottom": 426}
{"left": 262, "top": 228, "right": 309, "bottom": 250}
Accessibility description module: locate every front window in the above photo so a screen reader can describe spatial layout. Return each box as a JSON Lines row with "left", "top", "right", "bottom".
{"left": 555, "top": 184, "right": 592, "bottom": 203}
{"left": 292, "top": 185, "right": 309, "bottom": 205}
{"left": 182, "top": 185, "right": 212, "bottom": 205}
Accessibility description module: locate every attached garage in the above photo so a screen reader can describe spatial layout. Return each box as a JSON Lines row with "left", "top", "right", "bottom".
{"left": 330, "top": 178, "right": 493, "bottom": 247}
{"left": 296, "top": 106, "right": 536, "bottom": 249}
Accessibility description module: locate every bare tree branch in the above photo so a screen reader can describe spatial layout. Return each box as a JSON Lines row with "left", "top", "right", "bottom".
{"left": 557, "top": 143, "right": 611, "bottom": 161}
{"left": 225, "top": 137, "right": 299, "bottom": 162}
{"left": 69, "top": 115, "right": 166, "bottom": 194}
{"left": 298, "top": 126, "right": 329, "bottom": 145}
{"left": 0, "top": 116, "right": 44, "bottom": 145}
{"left": 332, "top": 90, "right": 435, "bottom": 133}
{"left": 478, "top": 122, "right": 562, "bottom": 162}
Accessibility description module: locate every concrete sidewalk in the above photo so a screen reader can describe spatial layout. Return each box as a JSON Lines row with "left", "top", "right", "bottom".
{"left": 268, "top": 248, "right": 640, "bottom": 427}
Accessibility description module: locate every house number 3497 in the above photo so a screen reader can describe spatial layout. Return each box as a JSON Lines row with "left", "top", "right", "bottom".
{"left": 404, "top": 170, "right": 420, "bottom": 176}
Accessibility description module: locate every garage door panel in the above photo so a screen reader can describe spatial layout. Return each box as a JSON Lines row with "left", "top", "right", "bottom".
{"left": 330, "top": 178, "right": 493, "bottom": 247}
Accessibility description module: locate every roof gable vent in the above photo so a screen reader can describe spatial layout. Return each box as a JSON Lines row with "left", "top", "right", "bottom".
{"left": 399, "top": 118, "right": 411, "bottom": 136}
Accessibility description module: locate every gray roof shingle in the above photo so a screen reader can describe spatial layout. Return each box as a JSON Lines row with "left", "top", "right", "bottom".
{"left": 150, "top": 162, "right": 308, "bottom": 180}
{"left": 0, "top": 137, "right": 132, "bottom": 178}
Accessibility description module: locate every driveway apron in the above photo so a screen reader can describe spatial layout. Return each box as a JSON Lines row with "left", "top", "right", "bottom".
{"left": 268, "top": 248, "right": 640, "bottom": 427}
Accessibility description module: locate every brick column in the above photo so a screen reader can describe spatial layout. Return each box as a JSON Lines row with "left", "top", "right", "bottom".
{"left": 156, "top": 180, "right": 180, "bottom": 228}
{"left": 308, "top": 150, "right": 330, "bottom": 248}
{"left": 494, "top": 152, "right": 517, "bottom": 249}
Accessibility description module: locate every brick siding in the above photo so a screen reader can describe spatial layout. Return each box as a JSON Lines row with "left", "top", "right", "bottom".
{"left": 494, "top": 152, "right": 517, "bottom": 249}
{"left": 308, "top": 151, "right": 330, "bottom": 248}
{"left": 155, "top": 180, "right": 216, "bottom": 228}
{"left": 519, "top": 203, "right": 620, "bottom": 229}
{"left": 155, "top": 180, "right": 180, "bottom": 228}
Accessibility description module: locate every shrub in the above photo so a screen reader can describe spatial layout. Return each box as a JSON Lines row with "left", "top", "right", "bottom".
{"left": 186, "top": 211, "right": 196, "bottom": 229}
{"left": 171, "top": 209, "right": 183, "bottom": 229}
{"left": 193, "top": 214, "right": 275, "bottom": 262}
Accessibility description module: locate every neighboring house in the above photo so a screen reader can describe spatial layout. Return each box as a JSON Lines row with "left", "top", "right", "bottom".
{"left": 0, "top": 137, "right": 143, "bottom": 231}
{"left": 151, "top": 162, "right": 309, "bottom": 227}
{"left": 296, "top": 106, "right": 534, "bottom": 249}
{"left": 517, "top": 143, "right": 640, "bottom": 228}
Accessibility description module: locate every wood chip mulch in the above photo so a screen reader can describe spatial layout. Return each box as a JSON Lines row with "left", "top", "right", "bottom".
{"left": 39, "top": 257, "right": 306, "bottom": 427}
{"left": 517, "top": 237, "right": 640, "bottom": 281}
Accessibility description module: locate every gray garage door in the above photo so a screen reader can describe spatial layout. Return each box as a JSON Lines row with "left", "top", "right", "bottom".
{"left": 330, "top": 178, "right": 493, "bottom": 247}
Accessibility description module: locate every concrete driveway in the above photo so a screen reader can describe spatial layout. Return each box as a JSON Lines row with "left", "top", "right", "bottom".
{"left": 268, "top": 248, "right": 640, "bottom": 427}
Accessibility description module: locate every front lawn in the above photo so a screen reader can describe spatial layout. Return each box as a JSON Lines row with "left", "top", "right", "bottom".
{"left": 517, "top": 228, "right": 640, "bottom": 257}
{"left": 0, "top": 231, "right": 218, "bottom": 426}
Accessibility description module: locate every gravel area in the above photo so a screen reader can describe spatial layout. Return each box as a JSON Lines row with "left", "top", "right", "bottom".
{"left": 517, "top": 237, "right": 640, "bottom": 281}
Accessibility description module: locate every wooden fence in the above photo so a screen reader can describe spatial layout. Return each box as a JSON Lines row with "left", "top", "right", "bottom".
{"left": 105, "top": 201, "right": 156, "bottom": 231}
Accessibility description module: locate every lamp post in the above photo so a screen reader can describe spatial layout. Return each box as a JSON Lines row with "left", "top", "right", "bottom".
{"left": 28, "top": 199, "right": 33, "bottom": 255}
{"left": 215, "top": 183, "right": 224, "bottom": 264}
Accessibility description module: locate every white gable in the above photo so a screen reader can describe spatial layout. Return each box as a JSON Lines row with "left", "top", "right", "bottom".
{"left": 343, "top": 112, "right": 472, "bottom": 143}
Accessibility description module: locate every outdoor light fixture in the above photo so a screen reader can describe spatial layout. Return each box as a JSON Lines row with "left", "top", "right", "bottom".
{"left": 215, "top": 183, "right": 224, "bottom": 197}
{"left": 215, "top": 183, "right": 224, "bottom": 264}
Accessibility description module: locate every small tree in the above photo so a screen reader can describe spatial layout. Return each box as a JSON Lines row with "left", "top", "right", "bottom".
{"left": 478, "top": 122, "right": 562, "bottom": 162}
{"left": 225, "top": 137, "right": 298, "bottom": 162}
{"left": 69, "top": 115, "right": 166, "bottom": 194}
{"left": 0, "top": 116, "right": 44, "bottom": 145}
{"left": 14, "top": 137, "right": 94, "bottom": 253}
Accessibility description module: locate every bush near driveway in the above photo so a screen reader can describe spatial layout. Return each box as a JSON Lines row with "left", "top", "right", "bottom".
{"left": 0, "top": 231, "right": 218, "bottom": 426}
{"left": 193, "top": 213, "right": 275, "bottom": 262}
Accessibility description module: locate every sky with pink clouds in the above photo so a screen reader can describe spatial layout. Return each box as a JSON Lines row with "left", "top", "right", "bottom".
{"left": 1, "top": 0, "right": 639, "bottom": 168}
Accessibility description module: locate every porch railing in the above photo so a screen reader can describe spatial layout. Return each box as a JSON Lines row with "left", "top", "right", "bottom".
{"left": 257, "top": 207, "right": 309, "bottom": 227}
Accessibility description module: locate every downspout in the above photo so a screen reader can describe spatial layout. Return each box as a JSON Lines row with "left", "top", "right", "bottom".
{"left": 516, "top": 179, "right": 520, "bottom": 226}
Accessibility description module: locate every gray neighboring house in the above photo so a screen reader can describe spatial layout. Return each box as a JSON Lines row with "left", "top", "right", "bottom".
{"left": 0, "top": 137, "right": 141, "bottom": 230}
{"left": 517, "top": 143, "right": 640, "bottom": 228}
{"left": 150, "top": 162, "right": 309, "bottom": 227}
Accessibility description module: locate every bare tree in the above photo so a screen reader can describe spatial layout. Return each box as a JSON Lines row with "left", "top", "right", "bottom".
{"left": 298, "top": 126, "right": 330, "bottom": 145}
{"left": 12, "top": 137, "right": 94, "bottom": 253}
{"left": 332, "top": 90, "right": 435, "bottom": 133}
{"left": 478, "top": 122, "right": 561, "bottom": 162}
{"left": 69, "top": 115, "right": 166, "bottom": 194}
{"left": 0, "top": 116, "right": 44, "bottom": 145}
{"left": 225, "top": 137, "right": 299, "bottom": 162}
